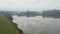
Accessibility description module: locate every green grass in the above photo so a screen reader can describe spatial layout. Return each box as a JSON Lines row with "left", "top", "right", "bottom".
{"left": 0, "top": 16, "right": 23, "bottom": 34}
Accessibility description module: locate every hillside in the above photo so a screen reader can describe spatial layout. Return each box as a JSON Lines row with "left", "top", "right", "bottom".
{"left": 0, "top": 16, "right": 23, "bottom": 34}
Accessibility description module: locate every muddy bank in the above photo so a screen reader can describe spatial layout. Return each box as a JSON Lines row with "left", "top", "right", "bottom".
{"left": 5, "top": 15, "right": 24, "bottom": 34}
{"left": 11, "top": 22, "right": 23, "bottom": 34}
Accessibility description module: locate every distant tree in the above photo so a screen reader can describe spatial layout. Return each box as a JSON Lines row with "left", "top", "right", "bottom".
{"left": 5, "top": 12, "right": 13, "bottom": 21}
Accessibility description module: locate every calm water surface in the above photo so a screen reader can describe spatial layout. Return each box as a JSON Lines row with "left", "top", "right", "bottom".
{"left": 12, "top": 15, "right": 60, "bottom": 34}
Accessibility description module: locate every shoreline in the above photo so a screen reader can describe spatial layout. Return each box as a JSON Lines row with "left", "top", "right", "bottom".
{"left": 5, "top": 15, "right": 24, "bottom": 34}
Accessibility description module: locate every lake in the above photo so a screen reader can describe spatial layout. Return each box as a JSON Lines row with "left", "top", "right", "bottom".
{"left": 12, "top": 15, "right": 60, "bottom": 34}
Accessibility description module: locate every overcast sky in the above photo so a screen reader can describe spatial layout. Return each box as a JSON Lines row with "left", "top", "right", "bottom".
{"left": 0, "top": 0, "right": 60, "bottom": 11}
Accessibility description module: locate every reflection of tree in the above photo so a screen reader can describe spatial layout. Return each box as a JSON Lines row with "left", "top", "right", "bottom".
{"left": 42, "top": 10, "right": 60, "bottom": 18}
{"left": 43, "top": 11, "right": 45, "bottom": 18}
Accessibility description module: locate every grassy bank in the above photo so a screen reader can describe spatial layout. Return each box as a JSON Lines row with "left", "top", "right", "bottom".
{"left": 0, "top": 16, "right": 23, "bottom": 34}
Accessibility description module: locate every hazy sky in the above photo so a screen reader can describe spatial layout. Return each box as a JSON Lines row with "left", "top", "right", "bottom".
{"left": 0, "top": 0, "right": 60, "bottom": 11}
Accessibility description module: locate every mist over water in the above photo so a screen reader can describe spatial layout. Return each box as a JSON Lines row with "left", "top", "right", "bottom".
{"left": 12, "top": 15, "right": 60, "bottom": 34}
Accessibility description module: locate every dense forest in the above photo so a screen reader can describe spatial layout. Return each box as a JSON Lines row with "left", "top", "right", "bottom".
{"left": 0, "top": 9, "right": 60, "bottom": 18}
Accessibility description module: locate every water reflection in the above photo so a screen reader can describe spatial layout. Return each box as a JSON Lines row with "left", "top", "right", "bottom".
{"left": 43, "top": 15, "right": 60, "bottom": 18}
{"left": 12, "top": 15, "right": 60, "bottom": 34}
{"left": 42, "top": 10, "right": 60, "bottom": 19}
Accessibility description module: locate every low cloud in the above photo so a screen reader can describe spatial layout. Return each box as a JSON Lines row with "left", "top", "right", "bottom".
{"left": 0, "top": 0, "right": 60, "bottom": 11}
